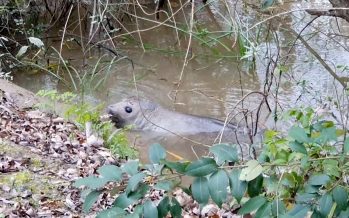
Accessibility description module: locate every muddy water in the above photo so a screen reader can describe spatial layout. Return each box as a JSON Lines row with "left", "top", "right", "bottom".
{"left": 13, "top": 0, "right": 349, "bottom": 161}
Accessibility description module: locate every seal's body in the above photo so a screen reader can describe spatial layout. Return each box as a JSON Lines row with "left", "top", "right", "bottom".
{"left": 107, "top": 97, "right": 236, "bottom": 134}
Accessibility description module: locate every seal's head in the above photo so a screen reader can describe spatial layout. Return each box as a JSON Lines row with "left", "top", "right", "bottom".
{"left": 107, "top": 97, "right": 157, "bottom": 128}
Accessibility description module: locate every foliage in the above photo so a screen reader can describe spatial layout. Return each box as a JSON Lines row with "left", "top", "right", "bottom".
{"left": 75, "top": 108, "right": 349, "bottom": 217}
{"left": 95, "top": 121, "right": 138, "bottom": 159}
{"left": 36, "top": 89, "right": 138, "bottom": 159}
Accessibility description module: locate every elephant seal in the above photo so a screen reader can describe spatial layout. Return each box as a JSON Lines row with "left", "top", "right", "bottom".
{"left": 107, "top": 97, "right": 237, "bottom": 134}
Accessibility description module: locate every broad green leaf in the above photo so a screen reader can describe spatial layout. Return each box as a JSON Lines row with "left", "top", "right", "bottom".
{"left": 264, "top": 176, "right": 278, "bottom": 194}
{"left": 192, "top": 177, "right": 209, "bottom": 204}
{"left": 315, "top": 126, "right": 337, "bottom": 143}
{"left": 157, "top": 196, "right": 170, "bottom": 217}
{"left": 208, "top": 170, "right": 229, "bottom": 207}
{"left": 229, "top": 169, "right": 247, "bottom": 203}
{"left": 83, "top": 190, "right": 100, "bottom": 213}
{"left": 154, "top": 181, "right": 175, "bottom": 192}
{"left": 247, "top": 175, "right": 264, "bottom": 197}
{"left": 122, "top": 160, "right": 139, "bottom": 176}
{"left": 73, "top": 176, "right": 108, "bottom": 189}
{"left": 289, "top": 141, "right": 307, "bottom": 154}
{"left": 97, "top": 165, "right": 122, "bottom": 182}
{"left": 96, "top": 206, "right": 126, "bottom": 218}
{"left": 185, "top": 158, "right": 218, "bottom": 177}
{"left": 271, "top": 199, "right": 286, "bottom": 216}
{"left": 163, "top": 160, "right": 190, "bottom": 174}
{"left": 308, "top": 174, "right": 330, "bottom": 186}
{"left": 338, "top": 208, "right": 349, "bottom": 218}
{"left": 319, "top": 194, "right": 333, "bottom": 217}
{"left": 28, "top": 37, "right": 44, "bottom": 48}
{"left": 209, "top": 143, "right": 238, "bottom": 165}
{"left": 238, "top": 196, "right": 267, "bottom": 215}
{"left": 149, "top": 143, "right": 166, "bottom": 164}
{"left": 170, "top": 197, "right": 181, "bottom": 218}
{"left": 281, "top": 204, "right": 308, "bottom": 218}
{"left": 304, "top": 184, "right": 320, "bottom": 194}
{"left": 240, "top": 160, "right": 263, "bottom": 181}
{"left": 255, "top": 202, "right": 272, "bottom": 218}
{"left": 281, "top": 173, "right": 297, "bottom": 188}
{"left": 114, "top": 193, "right": 137, "bottom": 209}
{"left": 129, "top": 184, "right": 149, "bottom": 200}
{"left": 333, "top": 186, "right": 348, "bottom": 210}
{"left": 289, "top": 126, "right": 309, "bottom": 143}
{"left": 295, "top": 193, "right": 317, "bottom": 204}
{"left": 323, "top": 159, "right": 340, "bottom": 177}
{"left": 125, "top": 172, "right": 145, "bottom": 194}
{"left": 261, "top": 0, "right": 274, "bottom": 9}
{"left": 144, "top": 200, "right": 158, "bottom": 218}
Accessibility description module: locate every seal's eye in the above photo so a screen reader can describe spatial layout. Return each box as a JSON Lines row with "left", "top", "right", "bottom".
{"left": 125, "top": 106, "right": 132, "bottom": 113}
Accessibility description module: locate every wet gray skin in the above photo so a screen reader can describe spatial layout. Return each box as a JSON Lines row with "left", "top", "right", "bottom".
{"left": 107, "top": 97, "right": 237, "bottom": 134}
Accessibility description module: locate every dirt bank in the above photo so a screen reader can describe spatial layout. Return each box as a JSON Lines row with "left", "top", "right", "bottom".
{"left": 0, "top": 79, "right": 117, "bottom": 217}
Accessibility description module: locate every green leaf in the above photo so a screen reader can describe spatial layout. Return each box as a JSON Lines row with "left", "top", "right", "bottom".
{"left": 271, "top": 199, "right": 286, "bottom": 216}
{"left": 122, "top": 160, "right": 139, "bottom": 176}
{"left": 97, "top": 165, "right": 122, "bottom": 182}
{"left": 163, "top": 160, "right": 190, "bottom": 174}
{"left": 261, "top": 0, "right": 274, "bottom": 9}
{"left": 308, "top": 174, "right": 330, "bottom": 186}
{"left": 255, "top": 202, "right": 272, "bottom": 218}
{"left": 240, "top": 160, "right": 263, "bottom": 182}
{"left": 192, "top": 177, "right": 209, "bottom": 204}
{"left": 96, "top": 206, "right": 126, "bottom": 218}
{"left": 281, "top": 204, "right": 308, "bottom": 218}
{"left": 144, "top": 200, "right": 158, "bottom": 218}
{"left": 289, "top": 141, "right": 307, "bottom": 154}
{"left": 289, "top": 126, "right": 310, "bottom": 143}
{"left": 323, "top": 159, "right": 340, "bottom": 177}
{"left": 295, "top": 193, "right": 317, "bottom": 204}
{"left": 114, "top": 193, "right": 137, "bottom": 209}
{"left": 319, "top": 194, "right": 333, "bottom": 217}
{"left": 73, "top": 176, "right": 108, "bottom": 189}
{"left": 157, "top": 196, "right": 170, "bottom": 217}
{"left": 129, "top": 184, "right": 149, "bottom": 200}
{"left": 125, "top": 172, "right": 145, "bottom": 194}
{"left": 208, "top": 170, "right": 229, "bottom": 207}
{"left": 333, "top": 186, "right": 348, "bottom": 210}
{"left": 248, "top": 175, "right": 264, "bottom": 197}
{"left": 344, "top": 139, "right": 349, "bottom": 154}
{"left": 229, "top": 169, "right": 247, "bottom": 203}
{"left": 316, "top": 127, "right": 337, "bottom": 143}
{"left": 338, "top": 208, "right": 349, "bottom": 218}
{"left": 83, "top": 190, "right": 100, "bottom": 213}
{"left": 170, "top": 197, "right": 182, "bottom": 218}
{"left": 185, "top": 158, "right": 218, "bottom": 177}
{"left": 209, "top": 143, "right": 238, "bottom": 165}
{"left": 238, "top": 196, "right": 267, "bottom": 215}
{"left": 154, "top": 181, "right": 175, "bottom": 192}
{"left": 149, "top": 143, "right": 166, "bottom": 164}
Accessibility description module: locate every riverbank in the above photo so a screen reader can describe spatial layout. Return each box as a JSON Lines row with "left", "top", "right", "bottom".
{"left": 0, "top": 80, "right": 120, "bottom": 216}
